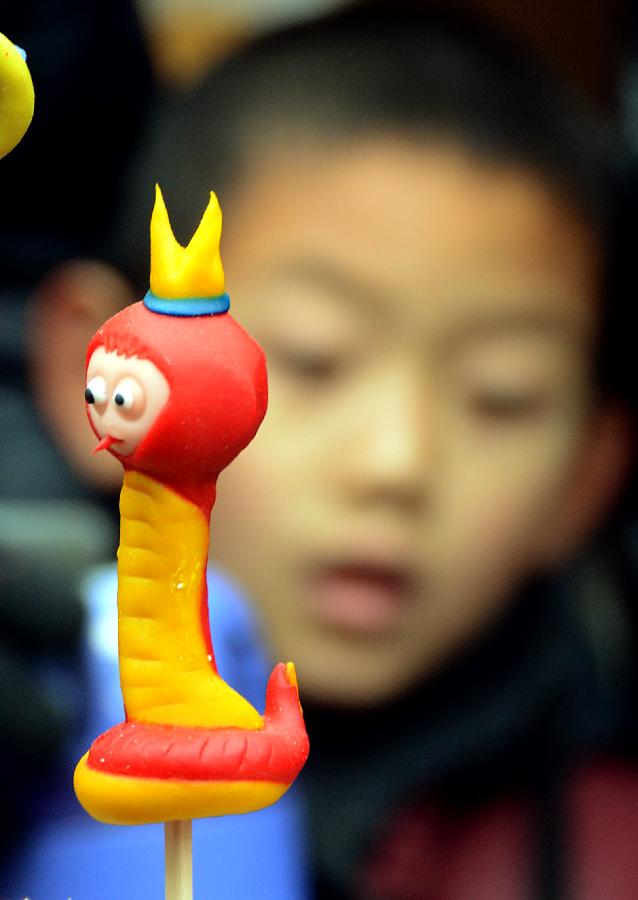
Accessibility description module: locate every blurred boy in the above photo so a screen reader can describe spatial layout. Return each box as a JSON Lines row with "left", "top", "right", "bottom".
{"left": 29, "top": 4, "right": 637, "bottom": 898}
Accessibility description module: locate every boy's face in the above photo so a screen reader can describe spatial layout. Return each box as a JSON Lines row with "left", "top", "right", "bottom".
{"left": 212, "top": 138, "right": 601, "bottom": 706}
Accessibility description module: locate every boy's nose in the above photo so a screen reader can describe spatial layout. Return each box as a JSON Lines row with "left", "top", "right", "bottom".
{"left": 337, "top": 365, "right": 432, "bottom": 512}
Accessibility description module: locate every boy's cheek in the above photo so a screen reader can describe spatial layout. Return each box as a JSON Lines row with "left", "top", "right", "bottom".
{"left": 213, "top": 426, "right": 310, "bottom": 559}
{"left": 446, "top": 452, "right": 580, "bottom": 580}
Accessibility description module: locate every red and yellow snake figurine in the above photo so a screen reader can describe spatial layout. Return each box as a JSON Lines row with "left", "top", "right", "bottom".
{"left": 74, "top": 186, "right": 309, "bottom": 826}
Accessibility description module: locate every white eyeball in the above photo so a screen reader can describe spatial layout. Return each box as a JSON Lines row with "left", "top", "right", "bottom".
{"left": 112, "top": 377, "right": 145, "bottom": 417}
{"left": 85, "top": 375, "right": 108, "bottom": 406}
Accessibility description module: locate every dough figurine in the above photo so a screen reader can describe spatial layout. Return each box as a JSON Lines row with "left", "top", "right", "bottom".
{"left": 74, "top": 186, "right": 309, "bottom": 826}
{"left": 0, "top": 31, "right": 34, "bottom": 159}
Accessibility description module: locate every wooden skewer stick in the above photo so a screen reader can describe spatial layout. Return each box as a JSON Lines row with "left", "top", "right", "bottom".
{"left": 165, "top": 819, "right": 193, "bottom": 900}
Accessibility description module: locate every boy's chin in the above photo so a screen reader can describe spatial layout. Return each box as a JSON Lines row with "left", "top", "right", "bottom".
{"left": 295, "top": 642, "right": 433, "bottom": 710}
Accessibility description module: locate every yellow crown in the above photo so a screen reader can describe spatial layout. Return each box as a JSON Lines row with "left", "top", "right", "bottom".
{"left": 150, "top": 184, "right": 225, "bottom": 299}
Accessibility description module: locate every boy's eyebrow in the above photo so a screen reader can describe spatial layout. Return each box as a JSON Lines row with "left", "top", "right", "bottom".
{"left": 266, "top": 259, "right": 385, "bottom": 308}
{"left": 266, "top": 259, "right": 592, "bottom": 342}
{"left": 445, "top": 309, "right": 591, "bottom": 345}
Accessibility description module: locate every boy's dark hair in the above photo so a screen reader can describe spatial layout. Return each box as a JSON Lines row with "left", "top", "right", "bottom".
{"left": 114, "top": 0, "right": 633, "bottom": 402}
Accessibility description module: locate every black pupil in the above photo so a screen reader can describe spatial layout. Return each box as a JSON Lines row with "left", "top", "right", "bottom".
{"left": 114, "top": 393, "right": 125, "bottom": 406}
{"left": 85, "top": 388, "right": 95, "bottom": 404}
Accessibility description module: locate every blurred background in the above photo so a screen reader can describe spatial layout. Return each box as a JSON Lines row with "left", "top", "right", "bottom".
{"left": 138, "top": 0, "right": 621, "bottom": 102}
{"left": 1, "top": 1, "right": 637, "bottom": 898}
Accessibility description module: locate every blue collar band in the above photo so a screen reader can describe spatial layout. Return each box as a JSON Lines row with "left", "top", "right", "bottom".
{"left": 143, "top": 291, "right": 230, "bottom": 317}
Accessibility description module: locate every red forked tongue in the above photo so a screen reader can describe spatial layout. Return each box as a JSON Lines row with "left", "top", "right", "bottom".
{"left": 91, "top": 434, "right": 118, "bottom": 455}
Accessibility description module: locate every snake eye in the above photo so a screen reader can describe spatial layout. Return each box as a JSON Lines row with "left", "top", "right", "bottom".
{"left": 85, "top": 376, "right": 107, "bottom": 405}
{"left": 113, "top": 390, "right": 129, "bottom": 408}
{"left": 112, "top": 377, "right": 145, "bottom": 417}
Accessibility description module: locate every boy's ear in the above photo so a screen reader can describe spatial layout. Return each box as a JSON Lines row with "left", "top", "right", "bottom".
{"left": 26, "top": 260, "right": 135, "bottom": 492}
{"left": 536, "top": 404, "right": 634, "bottom": 568}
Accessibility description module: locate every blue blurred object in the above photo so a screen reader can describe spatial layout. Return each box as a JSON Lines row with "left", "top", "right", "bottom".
{"left": 1, "top": 567, "right": 309, "bottom": 900}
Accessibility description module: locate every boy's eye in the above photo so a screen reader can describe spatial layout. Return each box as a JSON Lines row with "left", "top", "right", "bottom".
{"left": 468, "top": 390, "right": 548, "bottom": 421}
{"left": 85, "top": 376, "right": 107, "bottom": 406}
{"left": 272, "top": 344, "right": 344, "bottom": 383}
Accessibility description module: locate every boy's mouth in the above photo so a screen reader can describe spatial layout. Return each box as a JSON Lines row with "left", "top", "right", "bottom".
{"left": 307, "top": 561, "right": 414, "bottom": 636}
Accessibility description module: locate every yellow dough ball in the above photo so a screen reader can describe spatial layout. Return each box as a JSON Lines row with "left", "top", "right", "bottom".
{"left": 0, "top": 31, "right": 34, "bottom": 159}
